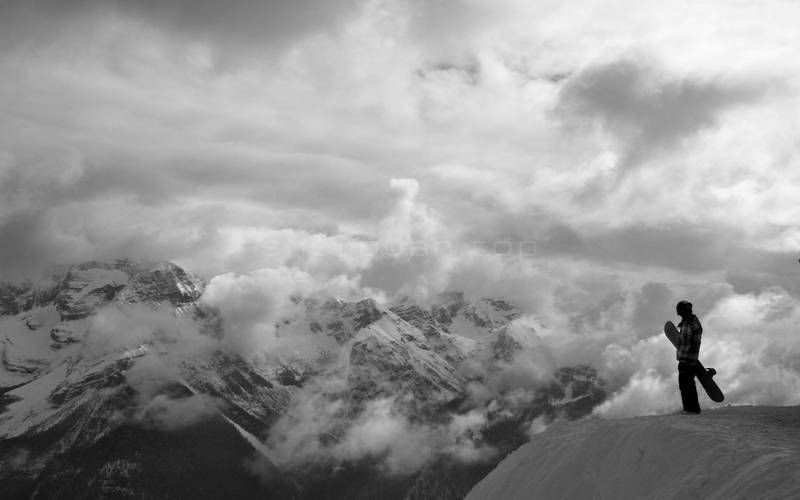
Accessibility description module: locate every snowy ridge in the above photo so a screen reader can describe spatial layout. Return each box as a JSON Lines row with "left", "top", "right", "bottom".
{"left": 0, "top": 259, "right": 204, "bottom": 322}
{"left": 466, "top": 406, "right": 800, "bottom": 500}
{"left": 301, "top": 296, "right": 385, "bottom": 344}
{"left": 0, "top": 259, "right": 204, "bottom": 389}
{"left": 390, "top": 291, "right": 521, "bottom": 340}
{"left": 474, "top": 322, "right": 546, "bottom": 364}
{"left": 347, "top": 312, "right": 465, "bottom": 404}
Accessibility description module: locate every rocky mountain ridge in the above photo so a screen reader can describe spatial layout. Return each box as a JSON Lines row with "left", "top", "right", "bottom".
{"left": 0, "top": 259, "right": 607, "bottom": 499}
{"left": 0, "top": 259, "right": 203, "bottom": 320}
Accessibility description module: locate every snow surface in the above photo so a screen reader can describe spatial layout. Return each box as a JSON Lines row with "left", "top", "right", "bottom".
{"left": 0, "top": 306, "right": 84, "bottom": 388}
{"left": 466, "top": 406, "right": 800, "bottom": 500}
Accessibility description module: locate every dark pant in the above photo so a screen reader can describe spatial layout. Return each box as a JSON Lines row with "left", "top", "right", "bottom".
{"left": 678, "top": 362, "right": 702, "bottom": 413}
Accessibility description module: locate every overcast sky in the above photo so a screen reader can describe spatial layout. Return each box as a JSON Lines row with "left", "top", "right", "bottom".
{"left": 2, "top": 1, "right": 800, "bottom": 412}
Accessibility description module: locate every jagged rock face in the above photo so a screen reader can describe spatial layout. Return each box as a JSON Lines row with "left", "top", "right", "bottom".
{"left": 0, "top": 347, "right": 293, "bottom": 497}
{"left": 0, "top": 283, "right": 59, "bottom": 317}
{"left": 347, "top": 316, "right": 465, "bottom": 409}
{"left": 55, "top": 265, "right": 130, "bottom": 320}
{"left": 0, "top": 259, "right": 204, "bottom": 322}
{"left": 0, "top": 284, "right": 27, "bottom": 316}
{"left": 1, "top": 367, "right": 294, "bottom": 499}
{"left": 429, "top": 292, "right": 459, "bottom": 322}
{"left": 180, "top": 351, "right": 292, "bottom": 435}
{"left": 388, "top": 302, "right": 476, "bottom": 364}
{"left": 305, "top": 297, "right": 385, "bottom": 343}
{"left": 49, "top": 325, "right": 80, "bottom": 346}
{"left": 490, "top": 331, "right": 524, "bottom": 362}
{"left": 458, "top": 299, "right": 521, "bottom": 330}
{"left": 117, "top": 261, "right": 204, "bottom": 309}
{"left": 477, "top": 323, "right": 546, "bottom": 364}
{"left": 391, "top": 291, "right": 521, "bottom": 341}
{"left": 389, "top": 303, "right": 441, "bottom": 336}
{"left": 0, "top": 259, "right": 292, "bottom": 497}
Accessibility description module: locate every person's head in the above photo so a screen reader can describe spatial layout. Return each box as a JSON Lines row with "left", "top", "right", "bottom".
{"left": 676, "top": 300, "right": 693, "bottom": 318}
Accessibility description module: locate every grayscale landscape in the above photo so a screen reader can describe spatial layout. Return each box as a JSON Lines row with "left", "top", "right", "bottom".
{"left": 1, "top": 1, "right": 799, "bottom": 499}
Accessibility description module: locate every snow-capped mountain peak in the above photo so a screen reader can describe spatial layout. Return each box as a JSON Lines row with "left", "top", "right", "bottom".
{"left": 389, "top": 291, "right": 522, "bottom": 341}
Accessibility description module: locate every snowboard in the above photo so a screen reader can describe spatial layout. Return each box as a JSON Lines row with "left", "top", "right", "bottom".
{"left": 664, "top": 321, "right": 724, "bottom": 403}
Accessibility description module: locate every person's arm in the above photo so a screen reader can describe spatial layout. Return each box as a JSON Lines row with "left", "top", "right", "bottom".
{"left": 692, "top": 317, "right": 702, "bottom": 342}
{"left": 676, "top": 321, "right": 690, "bottom": 359}
{"left": 689, "top": 316, "right": 702, "bottom": 356}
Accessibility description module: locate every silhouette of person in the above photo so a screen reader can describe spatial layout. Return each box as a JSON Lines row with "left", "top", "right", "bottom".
{"left": 676, "top": 300, "right": 702, "bottom": 413}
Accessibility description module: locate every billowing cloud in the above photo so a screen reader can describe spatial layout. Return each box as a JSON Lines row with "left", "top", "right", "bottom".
{"left": 360, "top": 178, "right": 458, "bottom": 301}
{"left": 137, "top": 393, "right": 218, "bottom": 431}
{"left": 265, "top": 388, "right": 497, "bottom": 475}
{"left": 591, "top": 287, "right": 800, "bottom": 417}
{"left": 120, "top": 353, "right": 220, "bottom": 431}
{"left": 200, "top": 266, "right": 364, "bottom": 355}
{"left": 556, "top": 57, "right": 766, "bottom": 170}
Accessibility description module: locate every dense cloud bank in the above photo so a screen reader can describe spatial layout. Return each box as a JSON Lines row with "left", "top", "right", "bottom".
{"left": 1, "top": 0, "right": 799, "bottom": 447}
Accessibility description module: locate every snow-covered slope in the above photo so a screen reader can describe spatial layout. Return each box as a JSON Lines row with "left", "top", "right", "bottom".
{"left": 0, "top": 259, "right": 204, "bottom": 391}
{"left": 472, "top": 322, "right": 546, "bottom": 365}
{"left": 347, "top": 311, "right": 466, "bottom": 406}
{"left": 466, "top": 406, "right": 800, "bottom": 500}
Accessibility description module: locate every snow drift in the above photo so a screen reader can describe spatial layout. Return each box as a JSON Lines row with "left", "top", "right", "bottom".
{"left": 467, "top": 406, "right": 800, "bottom": 500}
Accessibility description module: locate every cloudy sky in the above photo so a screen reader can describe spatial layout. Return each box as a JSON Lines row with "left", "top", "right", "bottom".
{"left": 2, "top": 1, "right": 800, "bottom": 414}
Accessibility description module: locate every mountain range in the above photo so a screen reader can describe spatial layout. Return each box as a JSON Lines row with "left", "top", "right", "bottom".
{"left": 0, "top": 259, "right": 607, "bottom": 499}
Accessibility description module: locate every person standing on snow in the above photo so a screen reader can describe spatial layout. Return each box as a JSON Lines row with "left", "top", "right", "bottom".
{"left": 676, "top": 300, "right": 703, "bottom": 414}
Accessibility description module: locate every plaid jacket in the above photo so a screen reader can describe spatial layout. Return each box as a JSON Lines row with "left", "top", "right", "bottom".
{"left": 677, "top": 314, "right": 702, "bottom": 363}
